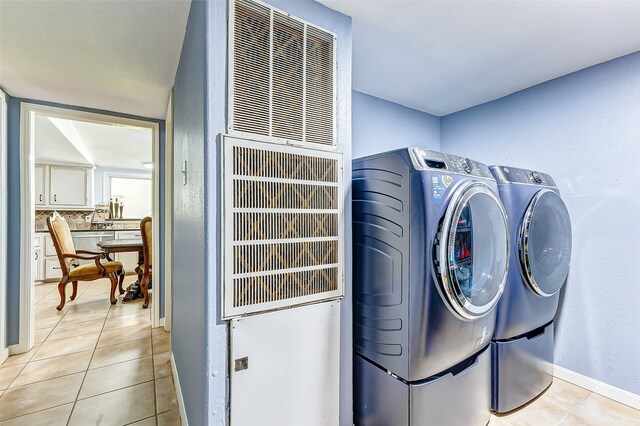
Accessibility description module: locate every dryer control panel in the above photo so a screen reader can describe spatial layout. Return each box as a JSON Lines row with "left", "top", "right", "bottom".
{"left": 490, "top": 165, "right": 556, "bottom": 187}
{"left": 408, "top": 148, "right": 494, "bottom": 179}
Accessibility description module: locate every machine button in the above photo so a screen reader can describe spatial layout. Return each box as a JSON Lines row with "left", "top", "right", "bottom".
{"left": 463, "top": 158, "right": 473, "bottom": 173}
{"left": 532, "top": 171, "right": 542, "bottom": 183}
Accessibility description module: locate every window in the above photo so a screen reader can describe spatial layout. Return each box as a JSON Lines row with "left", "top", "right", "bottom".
{"left": 109, "top": 176, "right": 152, "bottom": 219}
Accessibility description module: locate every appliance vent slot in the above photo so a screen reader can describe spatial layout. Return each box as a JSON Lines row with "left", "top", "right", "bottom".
{"left": 223, "top": 137, "right": 344, "bottom": 319}
{"left": 230, "top": 0, "right": 336, "bottom": 147}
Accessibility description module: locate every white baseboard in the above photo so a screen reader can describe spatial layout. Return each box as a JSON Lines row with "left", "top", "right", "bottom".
{"left": 159, "top": 317, "right": 165, "bottom": 329}
{"left": 0, "top": 347, "right": 7, "bottom": 364}
{"left": 7, "top": 342, "right": 27, "bottom": 356}
{"left": 554, "top": 365, "right": 640, "bottom": 410}
{"left": 171, "top": 352, "right": 189, "bottom": 426}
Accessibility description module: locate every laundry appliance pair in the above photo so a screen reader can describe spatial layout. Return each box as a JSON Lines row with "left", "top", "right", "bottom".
{"left": 352, "top": 148, "right": 571, "bottom": 425}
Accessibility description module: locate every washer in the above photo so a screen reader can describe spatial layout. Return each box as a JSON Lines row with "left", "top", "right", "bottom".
{"left": 353, "top": 148, "right": 510, "bottom": 425}
{"left": 489, "top": 166, "right": 572, "bottom": 413}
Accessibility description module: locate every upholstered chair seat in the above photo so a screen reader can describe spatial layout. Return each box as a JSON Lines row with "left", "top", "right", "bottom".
{"left": 69, "top": 261, "right": 123, "bottom": 277}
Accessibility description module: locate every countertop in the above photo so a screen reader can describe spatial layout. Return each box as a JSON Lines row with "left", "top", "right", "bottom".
{"left": 35, "top": 225, "right": 140, "bottom": 233}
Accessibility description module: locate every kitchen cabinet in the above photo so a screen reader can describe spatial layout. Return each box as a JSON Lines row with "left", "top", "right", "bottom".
{"left": 35, "top": 163, "right": 93, "bottom": 210}
{"left": 35, "top": 164, "right": 46, "bottom": 205}
{"left": 115, "top": 230, "right": 141, "bottom": 274}
{"left": 33, "top": 235, "right": 44, "bottom": 282}
{"left": 45, "top": 258, "right": 63, "bottom": 281}
{"left": 49, "top": 165, "right": 90, "bottom": 206}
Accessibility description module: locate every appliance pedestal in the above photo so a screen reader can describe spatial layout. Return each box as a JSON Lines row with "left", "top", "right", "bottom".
{"left": 355, "top": 346, "right": 491, "bottom": 425}
{"left": 491, "top": 322, "right": 554, "bottom": 413}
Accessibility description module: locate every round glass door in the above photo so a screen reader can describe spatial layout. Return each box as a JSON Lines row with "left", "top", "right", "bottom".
{"left": 435, "top": 181, "right": 509, "bottom": 320}
{"left": 519, "top": 190, "right": 572, "bottom": 297}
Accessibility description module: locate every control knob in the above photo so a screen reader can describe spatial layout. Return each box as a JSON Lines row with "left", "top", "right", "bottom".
{"left": 463, "top": 158, "right": 473, "bottom": 173}
{"left": 531, "top": 171, "right": 542, "bottom": 183}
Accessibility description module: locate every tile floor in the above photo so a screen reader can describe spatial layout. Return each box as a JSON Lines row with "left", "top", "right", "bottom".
{"left": 2, "top": 279, "right": 640, "bottom": 426}
{"left": 0, "top": 277, "right": 180, "bottom": 426}
{"left": 491, "top": 377, "right": 640, "bottom": 425}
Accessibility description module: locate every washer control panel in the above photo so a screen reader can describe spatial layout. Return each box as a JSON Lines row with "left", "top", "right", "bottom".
{"left": 408, "top": 148, "right": 493, "bottom": 179}
{"left": 490, "top": 165, "right": 556, "bottom": 187}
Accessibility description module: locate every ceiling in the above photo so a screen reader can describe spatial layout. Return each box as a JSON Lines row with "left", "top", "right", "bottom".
{"left": 0, "top": 0, "right": 191, "bottom": 119}
{"left": 319, "top": 0, "right": 640, "bottom": 116}
{"left": 35, "top": 115, "right": 152, "bottom": 170}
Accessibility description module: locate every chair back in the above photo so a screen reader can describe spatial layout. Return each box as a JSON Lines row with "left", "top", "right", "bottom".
{"left": 46, "top": 212, "right": 77, "bottom": 274}
{"left": 140, "top": 216, "right": 152, "bottom": 268}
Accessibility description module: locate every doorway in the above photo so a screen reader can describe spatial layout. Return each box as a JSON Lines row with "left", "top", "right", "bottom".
{"left": 16, "top": 103, "right": 162, "bottom": 353}
{"left": 0, "top": 89, "right": 7, "bottom": 364}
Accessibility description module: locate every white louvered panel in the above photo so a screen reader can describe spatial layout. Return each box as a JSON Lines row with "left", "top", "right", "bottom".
{"left": 223, "top": 136, "right": 344, "bottom": 319}
{"left": 232, "top": 0, "right": 271, "bottom": 136}
{"left": 305, "top": 26, "right": 335, "bottom": 146}
{"left": 229, "top": 0, "right": 337, "bottom": 148}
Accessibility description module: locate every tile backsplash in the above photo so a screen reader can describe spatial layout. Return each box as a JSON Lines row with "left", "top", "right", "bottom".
{"left": 35, "top": 210, "right": 140, "bottom": 231}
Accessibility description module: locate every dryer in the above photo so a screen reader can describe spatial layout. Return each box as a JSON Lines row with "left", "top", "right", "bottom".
{"left": 353, "top": 148, "right": 510, "bottom": 425}
{"left": 489, "top": 166, "right": 572, "bottom": 413}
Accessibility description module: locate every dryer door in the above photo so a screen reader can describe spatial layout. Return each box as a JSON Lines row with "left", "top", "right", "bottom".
{"left": 435, "top": 181, "right": 509, "bottom": 320}
{"left": 518, "top": 189, "right": 572, "bottom": 297}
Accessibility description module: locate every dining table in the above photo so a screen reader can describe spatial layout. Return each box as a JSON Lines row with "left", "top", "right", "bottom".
{"left": 97, "top": 238, "right": 148, "bottom": 305}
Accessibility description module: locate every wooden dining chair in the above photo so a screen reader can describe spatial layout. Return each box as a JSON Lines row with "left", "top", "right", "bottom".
{"left": 47, "top": 212, "right": 125, "bottom": 310}
{"left": 140, "top": 216, "right": 152, "bottom": 309}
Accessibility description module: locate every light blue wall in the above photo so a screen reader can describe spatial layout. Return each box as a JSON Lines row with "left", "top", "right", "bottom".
{"left": 441, "top": 51, "right": 640, "bottom": 396}
{"left": 171, "top": 1, "right": 352, "bottom": 423}
{"left": 352, "top": 90, "right": 440, "bottom": 159}
{"left": 171, "top": 0, "right": 210, "bottom": 424}
{"left": 4, "top": 96, "right": 166, "bottom": 343}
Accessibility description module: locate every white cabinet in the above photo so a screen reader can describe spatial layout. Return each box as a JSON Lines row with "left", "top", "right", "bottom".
{"left": 49, "top": 165, "right": 90, "bottom": 206}
{"left": 35, "top": 165, "right": 46, "bottom": 205}
{"left": 34, "top": 163, "right": 93, "bottom": 210}
{"left": 115, "top": 230, "right": 141, "bottom": 274}
{"left": 45, "top": 258, "right": 63, "bottom": 281}
{"left": 33, "top": 235, "right": 44, "bottom": 281}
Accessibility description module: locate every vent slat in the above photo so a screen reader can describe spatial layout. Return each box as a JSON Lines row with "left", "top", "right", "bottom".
{"left": 224, "top": 139, "right": 343, "bottom": 318}
{"left": 230, "top": 0, "right": 335, "bottom": 146}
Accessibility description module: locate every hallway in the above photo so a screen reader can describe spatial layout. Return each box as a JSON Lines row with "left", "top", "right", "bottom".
{"left": 0, "top": 277, "right": 180, "bottom": 425}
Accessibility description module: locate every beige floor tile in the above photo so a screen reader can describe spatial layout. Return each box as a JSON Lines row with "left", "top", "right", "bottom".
{"left": 90, "top": 338, "right": 152, "bottom": 369}
{"left": 0, "top": 365, "right": 25, "bottom": 390}
{"left": 34, "top": 314, "right": 63, "bottom": 330}
{"left": 107, "top": 303, "right": 148, "bottom": 319}
{"left": 502, "top": 396, "right": 569, "bottom": 426}
{"left": 1, "top": 345, "right": 41, "bottom": 367}
{"left": 489, "top": 414, "right": 513, "bottom": 425}
{"left": 540, "top": 378, "right": 591, "bottom": 411}
{"left": 152, "top": 333, "right": 170, "bottom": 354}
{"left": 79, "top": 356, "right": 154, "bottom": 399}
{"left": 58, "top": 309, "right": 109, "bottom": 325}
{"left": 567, "top": 393, "right": 640, "bottom": 425}
{"left": 0, "top": 373, "right": 84, "bottom": 421}
{"left": 152, "top": 326, "right": 165, "bottom": 336}
{"left": 129, "top": 416, "right": 158, "bottom": 426}
{"left": 34, "top": 327, "right": 53, "bottom": 344}
{"left": 0, "top": 402, "right": 73, "bottom": 426}
{"left": 65, "top": 300, "right": 112, "bottom": 314}
{"left": 32, "top": 332, "right": 99, "bottom": 361}
{"left": 156, "top": 376, "right": 178, "bottom": 414}
{"left": 153, "top": 352, "right": 172, "bottom": 379}
{"left": 10, "top": 350, "right": 93, "bottom": 388}
{"left": 103, "top": 312, "right": 151, "bottom": 331}
{"left": 97, "top": 324, "right": 151, "bottom": 348}
{"left": 47, "top": 318, "right": 105, "bottom": 341}
{"left": 157, "top": 409, "right": 181, "bottom": 425}
{"left": 69, "top": 381, "right": 156, "bottom": 426}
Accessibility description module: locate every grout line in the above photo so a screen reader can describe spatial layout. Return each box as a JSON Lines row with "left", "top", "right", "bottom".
{"left": 66, "top": 301, "right": 110, "bottom": 426}
{"left": 0, "top": 400, "right": 76, "bottom": 423}
{"left": 75, "top": 377, "right": 156, "bottom": 403}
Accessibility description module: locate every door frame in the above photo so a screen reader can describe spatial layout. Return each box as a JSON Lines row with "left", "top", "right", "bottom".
{"left": 15, "top": 102, "right": 161, "bottom": 354}
{"left": 0, "top": 89, "right": 8, "bottom": 363}
{"left": 164, "top": 92, "right": 173, "bottom": 331}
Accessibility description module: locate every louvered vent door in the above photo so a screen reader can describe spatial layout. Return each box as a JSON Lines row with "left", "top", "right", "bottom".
{"left": 223, "top": 137, "right": 344, "bottom": 318}
{"left": 230, "top": 0, "right": 336, "bottom": 147}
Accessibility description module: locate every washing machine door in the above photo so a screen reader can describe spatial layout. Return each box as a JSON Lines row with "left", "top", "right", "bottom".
{"left": 519, "top": 189, "right": 572, "bottom": 297}
{"left": 435, "top": 181, "right": 510, "bottom": 321}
